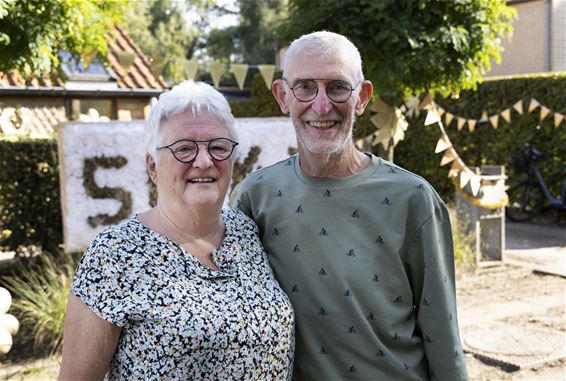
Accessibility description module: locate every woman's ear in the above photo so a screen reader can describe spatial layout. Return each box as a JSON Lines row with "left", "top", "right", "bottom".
{"left": 355, "top": 80, "right": 374, "bottom": 116}
{"left": 146, "top": 153, "right": 158, "bottom": 184}
{"left": 272, "top": 79, "right": 290, "bottom": 115}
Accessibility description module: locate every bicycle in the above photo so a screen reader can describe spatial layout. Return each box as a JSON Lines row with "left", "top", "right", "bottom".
{"left": 506, "top": 143, "right": 566, "bottom": 222}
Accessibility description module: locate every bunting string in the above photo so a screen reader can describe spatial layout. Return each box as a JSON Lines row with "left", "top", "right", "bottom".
{"left": 418, "top": 97, "right": 509, "bottom": 210}
{"left": 433, "top": 97, "right": 565, "bottom": 130}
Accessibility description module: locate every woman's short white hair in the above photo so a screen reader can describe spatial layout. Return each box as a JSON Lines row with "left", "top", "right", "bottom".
{"left": 283, "top": 31, "right": 364, "bottom": 82}
{"left": 146, "top": 80, "right": 237, "bottom": 161}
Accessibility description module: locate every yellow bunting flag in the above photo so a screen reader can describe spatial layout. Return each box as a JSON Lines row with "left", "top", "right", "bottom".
{"left": 457, "top": 117, "right": 466, "bottom": 131}
{"left": 444, "top": 113, "right": 454, "bottom": 127}
{"left": 436, "top": 107, "right": 445, "bottom": 117}
{"left": 528, "top": 99, "right": 539, "bottom": 113}
{"left": 489, "top": 115, "right": 499, "bottom": 129}
{"left": 150, "top": 59, "right": 167, "bottom": 77}
{"left": 440, "top": 149, "right": 457, "bottom": 166}
{"left": 81, "top": 50, "right": 97, "bottom": 70}
{"left": 467, "top": 119, "right": 477, "bottom": 132}
{"left": 208, "top": 61, "right": 225, "bottom": 88}
{"left": 513, "top": 100, "right": 524, "bottom": 115}
{"left": 480, "top": 111, "right": 488, "bottom": 121}
{"left": 539, "top": 106, "right": 551, "bottom": 121}
{"left": 470, "top": 175, "right": 481, "bottom": 196}
{"left": 424, "top": 109, "right": 441, "bottom": 125}
{"left": 554, "top": 113, "right": 565, "bottom": 128}
{"left": 257, "top": 65, "right": 276, "bottom": 90}
{"left": 418, "top": 93, "right": 434, "bottom": 110}
{"left": 448, "top": 160, "right": 463, "bottom": 178}
{"left": 459, "top": 170, "right": 472, "bottom": 189}
{"left": 500, "top": 109, "right": 511, "bottom": 122}
{"left": 435, "top": 136, "right": 451, "bottom": 153}
{"left": 184, "top": 59, "right": 198, "bottom": 80}
{"left": 230, "top": 64, "right": 249, "bottom": 90}
{"left": 115, "top": 51, "right": 136, "bottom": 73}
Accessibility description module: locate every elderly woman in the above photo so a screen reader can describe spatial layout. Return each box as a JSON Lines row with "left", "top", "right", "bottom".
{"left": 59, "top": 81, "right": 294, "bottom": 380}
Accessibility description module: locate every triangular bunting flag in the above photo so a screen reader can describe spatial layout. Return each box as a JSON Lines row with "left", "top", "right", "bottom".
{"left": 418, "top": 93, "right": 434, "bottom": 110}
{"left": 500, "top": 109, "right": 511, "bottom": 122}
{"left": 444, "top": 113, "right": 454, "bottom": 127}
{"left": 459, "top": 170, "right": 472, "bottom": 189}
{"left": 436, "top": 107, "right": 445, "bottom": 117}
{"left": 424, "top": 110, "right": 441, "bottom": 125}
{"left": 440, "top": 149, "right": 457, "bottom": 166}
{"left": 81, "top": 50, "right": 97, "bottom": 70}
{"left": 150, "top": 59, "right": 168, "bottom": 77}
{"left": 457, "top": 117, "right": 466, "bottom": 131}
{"left": 208, "top": 61, "right": 225, "bottom": 88}
{"left": 480, "top": 111, "right": 488, "bottom": 121}
{"left": 448, "top": 160, "right": 463, "bottom": 178}
{"left": 539, "top": 106, "right": 550, "bottom": 121}
{"left": 468, "top": 119, "right": 477, "bottom": 133}
{"left": 115, "top": 51, "right": 136, "bottom": 73}
{"left": 528, "top": 99, "right": 539, "bottom": 113}
{"left": 183, "top": 59, "right": 198, "bottom": 80}
{"left": 554, "top": 113, "right": 565, "bottom": 128}
{"left": 489, "top": 115, "right": 499, "bottom": 129}
{"left": 513, "top": 100, "right": 524, "bottom": 115}
{"left": 435, "top": 136, "right": 452, "bottom": 153}
{"left": 404, "top": 96, "right": 420, "bottom": 118}
{"left": 230, "top": 64, "right": 249, "bottom": 90}
{"left": 470, "top": 175, "right": 481, "bottom": 196}
{"left": 257, "top": 65, "right": 276, "bottom": 90}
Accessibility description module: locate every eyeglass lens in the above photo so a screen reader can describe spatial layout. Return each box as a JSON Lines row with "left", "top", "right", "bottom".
{"left": 291, "top": 79, "right": 356, "bottom": 103}
{"left": 168, "top": 138, "right": 236, "bottom": 162}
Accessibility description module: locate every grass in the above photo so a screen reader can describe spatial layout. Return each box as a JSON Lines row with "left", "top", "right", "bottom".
{"left": 2, "top": 255, "right": 75, "bottom": 356}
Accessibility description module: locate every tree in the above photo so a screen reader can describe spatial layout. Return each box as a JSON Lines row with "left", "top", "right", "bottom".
{"left": 0, "top": 0, "right": 127, "bottom": 78}
{"left": 123, "top": 0, "right": 219, "bottom": 83}
{"left": 206, "top": 0, "right": 287, "bottom": 65}
{"left": 279, "top": 0, "right": 516, "bottom": 159}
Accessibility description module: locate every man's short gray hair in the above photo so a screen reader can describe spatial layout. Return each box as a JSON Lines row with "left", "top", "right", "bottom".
{"left": 283, "top": 31, "right": 364, "bottom": 82}
{"left": 146, "top": 80, "right": 237, "bottom": 162}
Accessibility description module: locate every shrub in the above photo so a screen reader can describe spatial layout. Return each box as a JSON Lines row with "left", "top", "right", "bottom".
{"left": 2, "top": 255, "right": 74, "bottom": 355}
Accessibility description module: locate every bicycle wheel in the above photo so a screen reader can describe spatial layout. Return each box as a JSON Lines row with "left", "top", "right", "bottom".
{"left": 506, "top": 182, "right": 546, "bottom": 222}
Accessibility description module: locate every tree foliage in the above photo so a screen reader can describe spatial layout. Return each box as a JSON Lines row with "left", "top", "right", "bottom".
{"left": 0, "top": 0, "right": 127, "bottom": 78}
{"left": 206, "top": 0, "right": 286, "bottom": 64}
{"left": 123, "top": 0, "right": 219, "bottom": 83}
{"left": 280, "top": 0, "right": 515, "bottom": 101}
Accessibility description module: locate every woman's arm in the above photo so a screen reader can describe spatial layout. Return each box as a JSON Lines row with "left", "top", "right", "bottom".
{"left": 59, "top": 294, "right": 121, "bottom": 381}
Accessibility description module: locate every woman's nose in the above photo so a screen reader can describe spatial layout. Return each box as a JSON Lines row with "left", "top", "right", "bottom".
{"left": 192, "top": 146, "right": 214, "bottom": 168}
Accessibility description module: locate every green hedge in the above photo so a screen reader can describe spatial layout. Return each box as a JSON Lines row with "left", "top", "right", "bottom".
{"left": 0, "top": 139, "right": 62, "bottom": 253}
{"left": 1, "top": 73, "right": 564, "bottom": 251}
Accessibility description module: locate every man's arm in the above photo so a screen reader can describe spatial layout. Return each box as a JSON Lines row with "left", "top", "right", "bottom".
{"left": 409, "top": 204, "right": 468, "bottom": 380}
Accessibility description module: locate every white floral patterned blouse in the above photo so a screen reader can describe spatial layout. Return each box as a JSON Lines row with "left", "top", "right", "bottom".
{"left": 71, "top": 208, "right": 295, "bottom": 380}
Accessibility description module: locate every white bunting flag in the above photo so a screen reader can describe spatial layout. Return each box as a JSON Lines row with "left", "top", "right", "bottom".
{"left": 459, "top": 170, "right": 472, "bottom": 189}
{"left": 184, "top": 59, "right": 198, "bottom": 80}
{"left": 539, "top": 106, "right": 551, "bottom": 121}
{"left": 554, "top": 113, "right": 565, "bottom": 128}
{"left": 528, "top": 99, "right": 539, "bottom": 113}
{"left": 513, "top": 100, "right": 524, "bottom": 115}
{"left": 230, "top": 64, "right": 249, "bottom": 90}
{"left": 448, "top": 160, "right": 463, "bottom": 178}
{"left": 440, "top": 149, "right": 457, "bottom": 166}
{"left": 257, "top": 65, "right": 276, "bottom": 90}
{"left": 435, "top": 136, "right": 451, "bottom": 153}
{"left": 208, "top": 61, "right": 225, "bottom": 88}
{"left": 470, "top": 175, "right": 481, "bottom": 196}
{"left": 500, "top": 109, "right": 511, "bottom": 122}
{"left": 489, "top": 115, "right": 499, "bottom": 129}
{"left": 425, "top": 110, "right": 441, "bottom": 125}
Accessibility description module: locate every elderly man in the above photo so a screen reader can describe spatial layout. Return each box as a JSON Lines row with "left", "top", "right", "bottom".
{"left": 231, "top": 31, "right": 468, "bottom": 380}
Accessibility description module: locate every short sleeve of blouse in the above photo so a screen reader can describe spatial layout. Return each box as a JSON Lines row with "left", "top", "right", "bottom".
{"left": 71, "top": 227, "right": 134, "bottom": 327}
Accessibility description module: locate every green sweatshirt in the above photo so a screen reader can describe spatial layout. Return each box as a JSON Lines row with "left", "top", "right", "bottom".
{"left": 230, "top": 154, "right": 468, "bottom": 381}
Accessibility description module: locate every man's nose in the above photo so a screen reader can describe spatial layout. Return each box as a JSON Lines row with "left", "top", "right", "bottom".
{"left": 192, "top": 146, "right": 214, "bottom": 168}
{"left": 310, "top": 85, "right": 333, "bottom": 115}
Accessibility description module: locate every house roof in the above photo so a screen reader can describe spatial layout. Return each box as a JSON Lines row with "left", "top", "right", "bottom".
{"left": 0, "top": 25, "right": 169, "bottom": 94}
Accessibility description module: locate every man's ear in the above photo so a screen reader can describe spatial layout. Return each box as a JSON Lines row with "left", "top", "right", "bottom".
{"left": 272, "top": 79, "right": 290, "bottom": 114}
{"left": 355, "top": 80, "right": 374, "bottom": 116}
{"left": 146, "top": 153, "right": 158, "bottom": 184}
